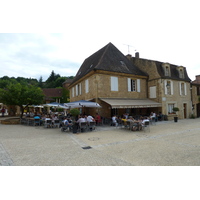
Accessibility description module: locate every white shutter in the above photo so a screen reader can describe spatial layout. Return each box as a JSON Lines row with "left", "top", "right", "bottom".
{"left": 164, "top": 80, "right": 167, "bottom": 95}
{"left": 72, "top": 87, "right": 74, "bottom": 97}
{"left": 85, "top": 79, "right": 89, "bottom": 93}
{"left": 184, "top": 83, "right": 187, "bottom": 95}
{"left": 76, "top": 85, "right": 78, "bottom": 96}
{"left": 111, "top": 77, "right": 118, "bottom": 91}
{"left": 171, "top": 81, "right": 173, "bottom": 95}
{"left": 127, "top": 78, "right": 131, "bottom": 91}
{"left": 150, "top": 86, "right": 156, "bottom": 98}
{"left": 137, "top": 79, "right": 141, "bottom": 92}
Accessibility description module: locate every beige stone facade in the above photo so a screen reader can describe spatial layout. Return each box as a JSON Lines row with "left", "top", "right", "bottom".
{"left": 67, "top": 43, "right": 195, "bottom": 120}
{"left": 69, "top": 70, "right": 147, "bottom": 118}
{"left": 130, "top": 56, "right": 192, "bottom": 120}
{"left": 191, "top": 75, "right": 200, "bottom": 117}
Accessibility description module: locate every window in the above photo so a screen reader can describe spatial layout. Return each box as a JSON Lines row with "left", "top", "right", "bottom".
{"left": 197, "top": 86, "right": 200, "bottom": 95}
{"left": 179, "top": 69, "right": 184, "bottom": 78}
{"left": 179, "top": 82, "right": 187, "bottom": 96}
{"left": 165, "top": 66, "right": 170, "bottom": 76}
{"left": 127, "top": 78, "right": 140, "bottom": 92}
{"left": 76, "top": 83, "right": 82, "bottom": 96}
{"left": 162, "top": 63, "right": 171, "bottom": 77}
{"left": 168, "top": 104, "right": 175, "bottom": 114}
{"left": 111, "top": 76, "right": 118, "bottom": 91}
{"left": 164, "top": 80, "right": 173, "bottom": 95}
{"left": 85, "top": 79, "right": 89, "bottom": 93}
{"left": 120, "top": 61, "right": 126, "bottom": 67}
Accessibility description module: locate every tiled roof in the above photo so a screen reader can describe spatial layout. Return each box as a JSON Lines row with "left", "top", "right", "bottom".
{"left": 70, "top": 42, "right": 147, "bottom": 85}
{"left": 42, "top": 88, "right": 62, "bottom": 97}
{"left": 155, "top": 61, "right": 191, "bottom": 81}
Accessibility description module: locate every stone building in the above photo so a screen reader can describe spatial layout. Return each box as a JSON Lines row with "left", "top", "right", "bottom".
{"left": 191, "top": 75, "right": 200, "bottom": 117}
{"left": 129, "top": 53, "right": 192, "bottom": 120}
{"left": 68, "top": 43, "right": 162, "bottom": 118}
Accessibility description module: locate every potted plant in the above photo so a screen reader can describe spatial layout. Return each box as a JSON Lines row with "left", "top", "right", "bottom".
{"left": 173, "top": 107, "right": 179, "bottom": 122}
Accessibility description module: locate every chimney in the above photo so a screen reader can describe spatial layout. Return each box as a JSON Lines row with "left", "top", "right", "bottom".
{"left": 135, "top": 52, "right": 139, "bottom": 58}
{"left": 126, "top": 54, "right": 132, "bottom": 60}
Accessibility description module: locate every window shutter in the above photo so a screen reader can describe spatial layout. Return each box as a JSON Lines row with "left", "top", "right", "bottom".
{"left": 171, "top": 81, "right": 173, "bottom": 95}
{"left": 137, "top": 79, "right": 140, "bottom": 92}
{"left": 179, "top": 82, "right": 182, "bottom": 95}
{"left": 79, "top": 83, "right": 82, "bottom": 95}
{"left": 127, "top": 78, "right": 131, "bottom": 91}
{"left": 184, "top": 83, "right": 187, "bottom": 95}
{"left": 72, "top": 87, "right": 74, "bottom": 97}
{"left": 164, "top": 80, "right": 167, "bottom": 95}
{"left": 76, "top": 85, "right": 78, "bottom": 96}
{"left": 111, "top": 77, "right": 118, "bottom": 91}
{"left": 85, "top": 79, "right": 89, "bottom": 93}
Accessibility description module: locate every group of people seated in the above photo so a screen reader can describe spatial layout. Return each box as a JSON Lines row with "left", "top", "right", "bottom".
{"left": 112, "top": 112, "right": 163, "bottom": 131}
{"left": 23, "top": 112, "right": 62, "bottom": 127}
{"left": 62, "top": 113, "right": 101, "bottom": 132}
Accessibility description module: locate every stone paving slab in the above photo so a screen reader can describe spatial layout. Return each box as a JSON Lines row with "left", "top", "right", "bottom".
{"left": 0, "top": 119, "right": 200, "bottom": 166}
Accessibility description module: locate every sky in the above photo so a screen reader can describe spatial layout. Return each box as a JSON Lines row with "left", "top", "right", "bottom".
{"left": 0, "top": 0, "right": 199, "bottom": 81}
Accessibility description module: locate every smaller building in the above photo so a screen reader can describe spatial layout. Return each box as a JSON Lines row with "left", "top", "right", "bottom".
{"left": 42, "top": 88, "right": 63, "bottom": 103}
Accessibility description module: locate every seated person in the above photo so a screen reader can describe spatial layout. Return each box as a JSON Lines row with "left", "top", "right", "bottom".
{"left": 63, "top": 117, "right": 72, "bottom": 128}
{"left": 142, "top": 117, "right": 150, "bottom": 126}
{"left": 87, "top": 115, "right": 95, "bottom": 123}
{"left": 157, "top": 112, "right": 163, "bottom": 121}
{"left": 132, "top": 120, "right": 142, "bottom": 131}
{"left": 112, "top": 115, "right": 118, "bottom": 126}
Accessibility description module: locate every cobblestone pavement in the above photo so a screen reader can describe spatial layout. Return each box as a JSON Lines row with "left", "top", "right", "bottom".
{"left": 0, "top": 119, "right": 200, "bottom": 166}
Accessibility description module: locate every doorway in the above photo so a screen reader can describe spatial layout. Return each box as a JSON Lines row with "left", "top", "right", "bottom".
{"left": 197, "top": 103, "right": 200, "bottom": 118}
{"left": 183, "top": 103, "right": 187, "bottom": 118}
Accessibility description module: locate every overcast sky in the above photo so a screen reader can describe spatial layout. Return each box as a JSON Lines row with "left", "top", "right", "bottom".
{"left": 0, "top": 0, "right": 199, "bottom": 81}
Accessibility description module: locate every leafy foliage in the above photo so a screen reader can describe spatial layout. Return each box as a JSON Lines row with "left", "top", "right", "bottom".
{"left": 70, "top": 108, "right": 80, "bottom": 116}
{"left": 0, "top": 82, "right": 44, "bottom": 117}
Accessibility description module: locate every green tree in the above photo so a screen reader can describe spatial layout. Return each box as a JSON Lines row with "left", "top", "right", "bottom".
{"left": 0, "top": 82, "right": 44, "bottom": 118}
{"left": 38, "top": 76, "right": 43, "bottom": 88}
{"left": 60, "top": 87, "right": 70, "bottom": 103}
{"left": 45, "top": 70, "right": 61, "bottom": 88}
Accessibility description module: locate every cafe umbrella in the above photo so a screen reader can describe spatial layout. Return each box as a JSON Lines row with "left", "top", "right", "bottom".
{"left": 64, "top": 100, "right": 101, "bottom": 108}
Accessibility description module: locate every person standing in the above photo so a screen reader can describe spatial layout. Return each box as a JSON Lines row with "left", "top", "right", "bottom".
{"left": 1, "top": 107, "right": 5, "bottom": 117}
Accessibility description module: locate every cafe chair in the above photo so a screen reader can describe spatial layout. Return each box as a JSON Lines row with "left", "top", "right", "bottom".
{"left": 53, "top": 120, "right": 60, "bottom": 128}
{"left": 34, "top": 119, "right": 41, "bottom": 126}
{"left": 88, "top": 121, "right": 96, "bottom": 131}
{"left": 78, "top": 122, "right": 88, "bottom": 132}
{"left": 44, "top": 120, "right": 52, "bottom": 128}
{"left": 142, "top": 121, "right": 150, "bottom": 132}
{"left": 126, "top": 121, "right": 131, "bottom": 130}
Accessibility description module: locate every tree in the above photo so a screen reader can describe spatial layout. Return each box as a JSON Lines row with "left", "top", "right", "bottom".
{"left": 0, "top": 82, "right": 44, "bottom": 118}
{"left": 38, "top": 76, "right": 43, "bottom": 88}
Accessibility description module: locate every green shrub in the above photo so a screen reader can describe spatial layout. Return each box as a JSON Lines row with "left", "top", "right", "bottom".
{"left": 70, "top": 108, "right": 80, "bottom": 117}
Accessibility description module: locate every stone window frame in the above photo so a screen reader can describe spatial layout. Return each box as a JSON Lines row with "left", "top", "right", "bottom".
{"left": 162, "top": 63, "right": 171, "bottom": 77}
{"left": 177, "top": 66, "right": 185, "bottom": 79}
{"left": 127, "top": 78, "right": 141, "bottom": 92}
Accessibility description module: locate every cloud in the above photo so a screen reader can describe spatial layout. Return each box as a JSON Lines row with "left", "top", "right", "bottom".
{"left": 0, "top": 33, "right": 80, "bottom": 81}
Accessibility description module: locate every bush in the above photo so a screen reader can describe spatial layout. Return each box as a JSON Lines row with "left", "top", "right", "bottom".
{"left": 70, "top": 108, "right": 80, "bottom": 117}
{"left": 189, "top": 114, "right": 196, "bottom": 119}
{"left": 173, "top": 107, "right": 179, "bottom": 112}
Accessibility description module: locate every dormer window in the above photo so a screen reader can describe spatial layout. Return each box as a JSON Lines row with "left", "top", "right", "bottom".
{"left": 120, "top": 61, "right": 126, "bottom": 67}
{"left": 165, "top": 66, "right": 170, "bottom": 76}
{"left": 177, "top": 66, "right": 185, "bottom": 79}
{"left": 162, "top": 63, "right": 171, "bottom": 77}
